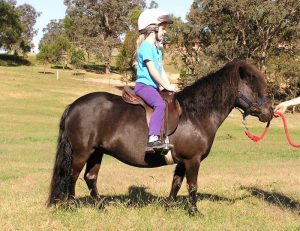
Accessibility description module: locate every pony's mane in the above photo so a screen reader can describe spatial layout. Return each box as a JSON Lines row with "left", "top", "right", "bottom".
{"left": 176, "top": 60, "right": 266, "bottom": 119}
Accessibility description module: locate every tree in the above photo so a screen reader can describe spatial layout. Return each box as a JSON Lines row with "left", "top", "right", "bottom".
{"left": 188, "top": 0, "right": 300, "bottom": 70}
{"left": 3, "top": 1, "right": 40, "bottom": 54}
{"left": 36, "top": 43, "right": 55, "bottom": 73}
{"left": 267, "top": 50, "right": 300, "bottom": 102}
{"left": 39, "top": 19, "right": 65, "bottom": 49}
{"left": 37, "top": 35, "right": 72, "bottom": 71}
{"left": 0, "top": 1, "right": 22, "bottom": 51}
{"left": 166, "top": 15, "right": 214, "bottom": 86}
{"left": 39, "top": 18, "right": 84, "bottom": 71}
{"left": 116, "top": 30, "right": 139, "bottom": 83}
{"left": 52, "top": 35, "right": 72, "bottom": 69}
{"left": 15, "top": 3, "right": 41, "bottom": 54}
{"left": 4, "top": 0, "right": 16, "bottom": 6}
{"left": 70, "top": 47, "right": 85, "bottom": 70}
{"left": 64, "top": 0, "right": 145, "bottom": 73}
{"left": 169, "top": 0, "right": 300, "bottom": 89}
{"left": 116, "top": 6, "right": 143, "bottom": 82}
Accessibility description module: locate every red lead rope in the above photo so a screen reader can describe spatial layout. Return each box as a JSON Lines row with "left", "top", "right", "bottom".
{"left": 274, "top": 111, "right": 300, "bottom": 148}
{"left": 245, "top": 126, "right": 269, "bottom": 142}
{"left": 244, "top": 111, "right": 300, "bottom": 147}
{"left": 244, "top": 121, "right": 270, "bottom": 142}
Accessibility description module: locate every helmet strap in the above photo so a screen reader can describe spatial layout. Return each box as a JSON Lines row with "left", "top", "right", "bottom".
{"left": 141, "top": 25, "right": 158, "bottom": 34}
{"left": 155, "top": 31, "right": 160, "bottom": 41}
{"left": 140, "top": 25, "right": 162, "bottom": 42}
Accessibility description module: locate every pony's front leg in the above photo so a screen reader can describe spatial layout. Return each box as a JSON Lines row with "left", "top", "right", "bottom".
{"left": 166, "top": 163, "right": 185, "bottom": 208}
{"left": 185, "top": 158, "right": 202, "bottom": 216}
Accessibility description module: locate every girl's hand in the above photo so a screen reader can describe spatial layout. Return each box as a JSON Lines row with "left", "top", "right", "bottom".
{"left": 165, "top": 84, "right": 179, "bottom": 92}
{"left": 274, "top": 102, "right": 289, "bottom": 115}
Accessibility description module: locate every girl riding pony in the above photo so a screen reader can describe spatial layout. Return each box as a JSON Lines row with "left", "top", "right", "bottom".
{"left": 135, "top": 8, "right": 178, "bottom": 151}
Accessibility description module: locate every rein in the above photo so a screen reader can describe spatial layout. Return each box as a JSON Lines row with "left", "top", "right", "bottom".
{"left": 242, "top": 111, "right": 300, "bottom": 147}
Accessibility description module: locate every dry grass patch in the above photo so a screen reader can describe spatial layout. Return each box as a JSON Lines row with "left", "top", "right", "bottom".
{"left": 0, "top": 64, "right": 299, "bottom": 230}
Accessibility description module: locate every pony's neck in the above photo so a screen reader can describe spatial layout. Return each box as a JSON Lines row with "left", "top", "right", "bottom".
{"left": 176, "top": 67, "right": 239, "bottom": 125}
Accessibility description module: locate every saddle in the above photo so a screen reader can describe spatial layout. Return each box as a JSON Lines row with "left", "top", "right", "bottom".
{"left": 122, "top": 86, "right": 182, "bottom": 137}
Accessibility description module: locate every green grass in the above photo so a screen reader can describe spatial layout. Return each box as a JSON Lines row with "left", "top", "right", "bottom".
{"left": 0, "top": 61, "right": 299, "bottom": 230}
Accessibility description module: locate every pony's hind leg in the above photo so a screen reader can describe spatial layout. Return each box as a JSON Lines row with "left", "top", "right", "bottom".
{"left": 84, "top": 150, "right": 104, "bottom": 198}
{"left": 168, "top": 163, "right": 186, "bottom": 201}
{"left": 69, "top": 152, "right": 90, "bottom": 200}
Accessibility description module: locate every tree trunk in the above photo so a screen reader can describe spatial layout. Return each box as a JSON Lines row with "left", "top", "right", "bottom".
{"left": 105, "top": 62, "right": 110, "bottom": 74}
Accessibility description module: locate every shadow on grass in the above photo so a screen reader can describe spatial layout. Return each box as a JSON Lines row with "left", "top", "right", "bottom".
{"left": 0, "top": 54, "right": 31, "bottom": 66}
{"left": 83, "top": 64, "right": 119, "bottom": 74}
{"left": 115, "top": 86, "right": 125, "bottom": 91}
{"left": 51, "top": 65, "right": 72, "bottom": 70}
{"left": 73, "top": 72, "right": 85, "bottom": 76}
{"left": 60, "top": 185, "right": 248, "bottom": 211}
{"left": 241, "top": 186, "right": 300, "bottom": 214}
{"left": 38, "top": 71, "right": 55, "bottom": 74}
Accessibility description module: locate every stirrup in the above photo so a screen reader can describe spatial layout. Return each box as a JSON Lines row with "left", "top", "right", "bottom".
{"left": 145, "top": 143, "right": 173, "bottom": 154}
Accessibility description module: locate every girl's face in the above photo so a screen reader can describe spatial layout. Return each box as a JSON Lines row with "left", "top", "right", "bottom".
{"left": 157, "top": 23, "right": 167, "bottom": 41}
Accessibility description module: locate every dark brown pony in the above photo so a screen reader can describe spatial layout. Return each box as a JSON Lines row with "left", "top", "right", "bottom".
{"left": 48, "top": 60, "right": 273, "bottom": 215}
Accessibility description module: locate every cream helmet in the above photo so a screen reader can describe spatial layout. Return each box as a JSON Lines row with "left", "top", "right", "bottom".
{"left": 138, "top": 8, "right": 173, "bottom": 34}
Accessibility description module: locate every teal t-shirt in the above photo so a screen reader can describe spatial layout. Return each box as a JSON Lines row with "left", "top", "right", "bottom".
{"left": 136, "top": 40, "right": 162, "bottom": 89}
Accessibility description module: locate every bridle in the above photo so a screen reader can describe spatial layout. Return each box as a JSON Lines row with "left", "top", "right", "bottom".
{"left": 236, "top": 93, "right": 300, "bottom": 147}
{"left": 236, "top": 91, "right": 269, "bottom": 118}
{"left": 236, "top": 91, "right": 271, "bottom": 142}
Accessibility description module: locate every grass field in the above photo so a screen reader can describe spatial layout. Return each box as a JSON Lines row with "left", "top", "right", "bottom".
{"left": 0, "top": 62, "right": 299, "bottom": 230}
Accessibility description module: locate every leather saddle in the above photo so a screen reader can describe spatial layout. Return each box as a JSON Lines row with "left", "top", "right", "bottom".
{"left": 122, "top": 86, "right": 182, "bottom": 136}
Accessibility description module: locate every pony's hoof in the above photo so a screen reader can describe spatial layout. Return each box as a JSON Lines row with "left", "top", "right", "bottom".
{"left": 90, "top": 191, "right": 100, "bottom": 199}
{"left": 61, "top": 198, "right": 79, "bottom": 210}
{"left": 164, "top": 200, "right": 176, "bottom": 211}
{"left": 188, "top": 207, "right": 203, "bottom": 217}
{"left": 91, "top": 196, "right": 106, "bottom": 209}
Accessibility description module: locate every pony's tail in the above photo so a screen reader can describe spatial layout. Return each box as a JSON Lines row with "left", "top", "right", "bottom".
{"left": 48, "top": 105, "right": 72, "bottom": 206}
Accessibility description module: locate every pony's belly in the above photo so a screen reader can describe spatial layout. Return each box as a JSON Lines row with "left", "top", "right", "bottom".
{"left": 108, "top": 148, "right": 169, "bottom": 168}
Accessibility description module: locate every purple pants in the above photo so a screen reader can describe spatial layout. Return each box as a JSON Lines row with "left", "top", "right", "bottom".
{"left": 134, "top": 82, "right": 166, "bottom": 136}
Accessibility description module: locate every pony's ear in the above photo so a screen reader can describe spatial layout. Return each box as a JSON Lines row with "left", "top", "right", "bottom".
{"left": 238, "top": 66, "right": 247, "bottom": 80}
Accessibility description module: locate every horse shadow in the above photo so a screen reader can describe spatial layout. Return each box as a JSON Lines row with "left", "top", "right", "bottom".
{"left": 240, "top": 186, "right": 300, "bottom": 214}
{"left": 60, "top": 185, "right": 300, "bottom": 215}
{"left": 68, "top": 185, "right": 247, "bottom": 211}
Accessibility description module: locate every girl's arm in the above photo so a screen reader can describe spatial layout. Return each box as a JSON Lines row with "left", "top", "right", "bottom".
{"left": 145, "top": 60, "right": 176, "bottom": 91}
{"left": 161, "top": 67, "right": 171, "bottom": 86}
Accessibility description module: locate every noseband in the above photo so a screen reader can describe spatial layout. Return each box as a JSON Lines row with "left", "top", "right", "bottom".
{"left": 236, "top": 91, "right": 268, "bottom": 118}
{"left": 236, "top": 91, "right": 271, "bottom": 142}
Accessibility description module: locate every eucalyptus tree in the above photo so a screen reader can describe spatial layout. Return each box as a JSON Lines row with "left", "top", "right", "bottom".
{"left": 15, "top": 3, "right": 41, "bottom": 53}
{"left": 169, "top": 0, "right": 300, "bottom": 89}
{"left": 0, "top": 1, "right": 22, "bottom": 51}
{"left": 116, "top": 6, "right": 142, "bottom": 82}
{"left": 188, "top": 0, "right": 300, "bottom": 71}
{"left": 39, "top": 19, "right": 65, "bottom": 49}
{"left": 3, "top": 0, "right": 40, "bottom": 54}
{"left": 64, "top": 0, "right": 145, "bottom": 73}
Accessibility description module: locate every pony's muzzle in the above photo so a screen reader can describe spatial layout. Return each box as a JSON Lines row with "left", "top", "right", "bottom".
{"left": 258, "top": 105, "right": 274, "bottom": 122}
